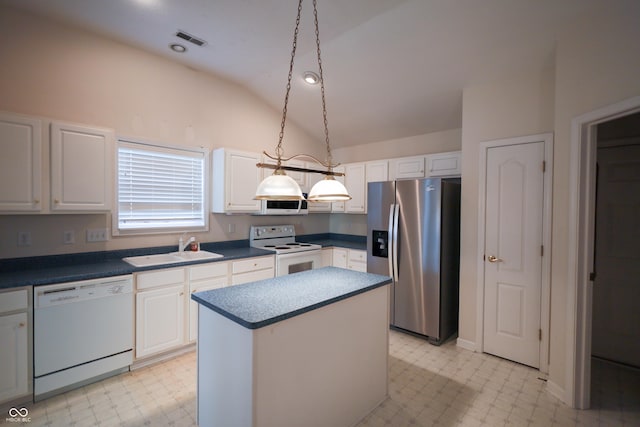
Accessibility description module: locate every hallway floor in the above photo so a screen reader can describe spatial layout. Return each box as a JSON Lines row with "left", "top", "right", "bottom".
{"left": 16, "top": 330, "right": 640, "bottom": 426}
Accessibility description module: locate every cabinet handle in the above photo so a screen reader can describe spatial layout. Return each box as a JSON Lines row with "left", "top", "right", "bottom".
{"left": 18, "top": 322, "right": 25, "bottom": 328}
{"left": 54, "top": 199, "right": 59, "bottom": 204}
{"left": 180, "top": 292, "right": 184, "bottom": 296}
{"left": 33, "top": 199, "right": 39, "bottom": 204}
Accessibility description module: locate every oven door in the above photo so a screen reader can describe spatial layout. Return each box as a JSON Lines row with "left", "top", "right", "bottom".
{"left": 276, "top": 250, "right": 322, "bottom": 277}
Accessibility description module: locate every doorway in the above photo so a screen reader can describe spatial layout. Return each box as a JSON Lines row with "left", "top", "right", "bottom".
{"left": 476, "top": 133, "right": 553, "bottom": 373}
{"left": 567, "top": 95, "right": 640, "bottom": 409}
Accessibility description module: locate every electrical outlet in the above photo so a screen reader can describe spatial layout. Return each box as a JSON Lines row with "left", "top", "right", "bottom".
{"left": 63, "top": 230, "right": 75, "bottom": 244}
{"left": 17, "top": 231, "right": 32, "bottom": 247}
{"left": 86, "top": 228, "right": 109, "bottom": 242}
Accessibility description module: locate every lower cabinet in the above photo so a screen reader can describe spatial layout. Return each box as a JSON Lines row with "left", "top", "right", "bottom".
{"left": 134, "top": 256, "right": 273, "bottom": 361}
{"left": 0, "top": 287, "right": 31, "bottom": 405}
{"left": 136, "top": 279, "right": 186, "bottom": 359}
{"left": 327, "top": 248, "right": 367, "bottom": 272}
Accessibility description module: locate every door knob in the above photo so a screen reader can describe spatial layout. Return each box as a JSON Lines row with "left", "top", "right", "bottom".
{"left": 487, "top": 255, "right": 503, "bottom": 263}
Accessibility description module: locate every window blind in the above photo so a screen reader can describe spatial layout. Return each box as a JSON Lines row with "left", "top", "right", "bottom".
{"left": 117, "top": 141, "right": 206, "bottom": 232}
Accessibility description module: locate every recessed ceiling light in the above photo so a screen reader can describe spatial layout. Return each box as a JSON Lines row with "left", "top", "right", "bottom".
{"left": 169, "top": 43, "right": 187, "bottom": 53}
{"left": 303, "top": 71, "right": 319, "bottom": 85}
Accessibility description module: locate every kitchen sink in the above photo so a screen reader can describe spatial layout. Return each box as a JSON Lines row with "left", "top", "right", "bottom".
{"left": 123, "top": 250, "right": 223, "bottom": 267}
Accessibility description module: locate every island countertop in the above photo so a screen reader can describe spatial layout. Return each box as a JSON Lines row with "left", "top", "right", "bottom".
{"left": 191, "top": 266, "right": 392, "bottom": 329}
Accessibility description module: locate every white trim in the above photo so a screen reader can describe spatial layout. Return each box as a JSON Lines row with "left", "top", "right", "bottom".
{"left": 456, "top": 338, "right": 476, "bottom": 352}
{"left": 475, "top": 133, "right": 553, "bottom": 374}
{"left": 566, "top": 95, "right": 640, "bottom": 409}
{"left": 546, "top": 379, "right": 565, "bottom": 403}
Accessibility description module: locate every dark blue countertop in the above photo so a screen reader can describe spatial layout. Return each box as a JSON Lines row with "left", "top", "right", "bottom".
{"left": 0, "top": 242, "right": 272, "bottom": 289}
{"left": 191, "top": 267, "right": 391, "bottom": 329}
{"left": 0, "top": 234, "right": 367, "bottom": 289}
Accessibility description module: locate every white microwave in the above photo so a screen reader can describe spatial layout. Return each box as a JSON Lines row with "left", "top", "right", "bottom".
{"left": 258, "top": 193, "right": 308, "bottom": 215}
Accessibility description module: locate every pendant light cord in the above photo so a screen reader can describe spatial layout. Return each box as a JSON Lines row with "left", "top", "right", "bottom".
{"left": 276, "top": 0, "right": 333, "bottom": 169}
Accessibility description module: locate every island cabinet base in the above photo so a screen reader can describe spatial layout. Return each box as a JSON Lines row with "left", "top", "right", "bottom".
{"left": 196, "top": 285, "right": 389, "bottom": 427}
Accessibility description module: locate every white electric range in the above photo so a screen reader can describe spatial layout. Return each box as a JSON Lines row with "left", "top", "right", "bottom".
{"left": 250, "top": 225, "right": 323, "bottom": 276}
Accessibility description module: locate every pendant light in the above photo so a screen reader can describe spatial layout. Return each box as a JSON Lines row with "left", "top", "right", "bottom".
{"left": 255, "top": 0, "right": 351, "bottom": 202}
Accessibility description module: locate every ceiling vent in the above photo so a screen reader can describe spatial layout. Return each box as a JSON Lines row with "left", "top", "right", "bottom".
{"left": 175, "top": 30, "right": 206, "bottom": 47}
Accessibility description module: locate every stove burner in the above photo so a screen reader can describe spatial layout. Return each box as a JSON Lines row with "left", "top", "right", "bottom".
{"left": 300, "top": 243, "right": 311, "bottom": 246}
{"left": 264, "top": 245, "right": 276, "bottom": 248}
{"left": 275, "top": 246, "right": 292, "bottom": 250}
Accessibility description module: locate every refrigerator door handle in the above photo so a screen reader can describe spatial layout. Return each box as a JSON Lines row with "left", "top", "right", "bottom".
{"left": 392, "top": 203, "right": 400, "bottom": 282}
{"left": 388, "top": 204, "right": 395, "bottom": 279}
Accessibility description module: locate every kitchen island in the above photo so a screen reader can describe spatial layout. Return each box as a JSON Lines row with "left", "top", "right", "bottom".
{"left": 191, "top": 266, "right": 392, "bottom": 427}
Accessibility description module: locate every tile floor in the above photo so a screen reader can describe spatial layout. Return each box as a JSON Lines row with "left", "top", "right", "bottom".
{"left": 7, "top": 330, "right": 639, "bottom": 426}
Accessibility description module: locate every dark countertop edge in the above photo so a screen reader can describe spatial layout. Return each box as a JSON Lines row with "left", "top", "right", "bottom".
{"left": 191, "top": 275, "right": 391, "bottom": 330}
{"left": 0, "top": 234, "right": 366, "bottom": 289}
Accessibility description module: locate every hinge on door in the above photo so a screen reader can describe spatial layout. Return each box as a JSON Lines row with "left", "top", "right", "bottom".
{"left": 541, "top": 245, "right": 544, "bottom": 256}
{"left": 542, "top": 161, "right": 546, "bottom": 172}
{"left": 539, "top": 329, "right": 542, "bottom": 341}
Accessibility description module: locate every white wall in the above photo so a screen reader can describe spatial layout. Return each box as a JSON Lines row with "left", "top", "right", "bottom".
{"left": 459, "top": 0, "right": 640, "bottom": 400}
{"left": 0, "top": 6, "right": 329, "bottom": 258}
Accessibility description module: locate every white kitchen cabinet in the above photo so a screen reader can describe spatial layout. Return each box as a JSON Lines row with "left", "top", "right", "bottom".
{"left": 188, "top": 262, "right": 229, "bottom": 342}
{"left": 321, "top": 248, "right": 333, "bottom": 267}
{"left": 332, "top": 248, "right": 348, "bottom": 268}
{"left": 135, "top": 268, "right": 187, "bottom": 359}
{"left": 50, "top": 121, "right": 114, "bottom": 212}
{"left": 331, "top": 165, "right": 346, "bottom": 212}
{"left": 0, "top": 113, "right": 42, "bottom": 212}
{"left": 344, "top": 163, "right": 366, "bottom": 214}
{"left": 347, "top": 249, "right": 367, "bottom": 272}
{"left": 426, "top": 151, "right": 461, "bottom": 177}
{"left": 366, "top": 160, "right": 388, "bottom": 184}
{"left": 0, "top": 288, "right": 31, "bottom": 405}
{"left": 231, "top": 256, "right": 275, "bottom": 285}
{"left": 212, "top": 148, "right": 261, "bottom": 213}
{"left": 260, "top": 156, "right": 307, "bottom": 189}
{"left": 389, "top": 156, "right": 426, "bottom": 180}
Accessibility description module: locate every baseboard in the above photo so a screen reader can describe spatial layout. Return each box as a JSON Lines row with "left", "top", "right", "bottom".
{"left": 456, "top": 338, "right": 476, "bottom": 351}
{"left": 546, "top": 379, "right": 565, "bottom": 403}
{"left": 131, "top": 344, "right": 196, "bottom": 370}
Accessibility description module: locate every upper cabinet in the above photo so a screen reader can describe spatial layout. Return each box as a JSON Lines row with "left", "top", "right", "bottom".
{"left": 0, "top": 113, "right": 42, "bottom": 212}
{"left": 0, "top": 112, "right": 114, "bottom": 214}
{"left": 50, "top": 121, "right": 114, "bottom": 212}
{"left": 389, "top": 156, "right": 426, "bottom": 180}
{"left": 344, "top": 163, "right": 366, "bottom": 214}
{"left": 331, "top": 165, "right": 346, "bottom": 213}
{"left": 426, "top": 151, "right": 461, "bottom": 177}
{"left": 212, "top": 148, "right": 261, "bottom": 214}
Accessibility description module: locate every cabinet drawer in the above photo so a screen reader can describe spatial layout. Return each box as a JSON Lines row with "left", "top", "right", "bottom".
{"left": 231, "top": 268, "right": 274, "bottom": 286}
{"left": 232, "top": 256, "right": 274, "bottom": 275}
{"left": 348, "top": 250, "right": 366, "bottom": 263}
{"left": 348, "top": 262, "right": 367, "bottom": 273}
{"left": 190, "top": 262, "right": 228, "bottom": 281}
{"left": 0, "top": 289, "right": 28, "bottom": 313}
{"left": 136, "top": 268, "right": 185, "bottom": 290}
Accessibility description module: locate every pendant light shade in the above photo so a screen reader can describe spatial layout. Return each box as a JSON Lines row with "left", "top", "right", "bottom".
{"left": 308, "top": 175, "right": 351, "bottom": 202}
{"left": 255, "top": 170, "right": 304, "bottom": 200}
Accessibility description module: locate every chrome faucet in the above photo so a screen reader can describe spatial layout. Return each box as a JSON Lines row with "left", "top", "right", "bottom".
{"left": 178, "top": 236, "right": 196, "bottom": 252}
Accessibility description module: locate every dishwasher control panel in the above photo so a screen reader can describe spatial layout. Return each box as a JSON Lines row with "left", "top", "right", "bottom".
{"left": 36, "top": 275, "right": 133, "bottom": 308}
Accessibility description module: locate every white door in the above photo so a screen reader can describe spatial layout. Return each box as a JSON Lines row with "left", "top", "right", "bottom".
{"left": 592, "top": 144, "right": 640, "bottom": 367}
{"left": 483, "top": 141, "right": 544, "bottom": 368}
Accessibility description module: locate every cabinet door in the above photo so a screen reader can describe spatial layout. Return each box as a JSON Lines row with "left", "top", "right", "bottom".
{"left": 366, "top": 161, "right": 388, "bottom": 183}
{"left": 0, "top": 312, "right": 29, "bottom": 403}
{"left": 50, "top": 121, "right": 114, "bottom": 211}
{"left": 331, "top": 166, "right": 346, "bottom": 212}
{"left": 0, "top": 113, "right": 42, "bottom": 212}
{"left": 344, "top": 163, "right": 366, "bottom": 214}
{"left": 212, "top": 149, "right": 261, "bottom": 213}
{"left": 321, "top": 248, "right": 333, "bottom": 267}
{"left": 189, "top": 277, "right": 228, "bottom": 342}
{"left": 332, "top": 248, "right": 348, "bottom": 268}
{"left": 426, "top": 151, "right": 461, "bottom": 177}
{"left": 389, "top": 156, "right": 426, "bottom": 180}
{"left": 136, "top": 285, "right": 185, "bottom": 359}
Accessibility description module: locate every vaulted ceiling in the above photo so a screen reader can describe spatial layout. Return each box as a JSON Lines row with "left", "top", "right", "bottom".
{"left": 0, "top": 0, "right": 614, "bottom": 147}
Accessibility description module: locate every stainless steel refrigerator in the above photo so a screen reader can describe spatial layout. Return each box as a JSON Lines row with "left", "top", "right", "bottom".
{"left": 367, "top": 178, "right": 460, "bottom": 345}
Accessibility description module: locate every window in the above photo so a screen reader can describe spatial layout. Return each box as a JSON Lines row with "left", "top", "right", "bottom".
{"left": 116, "top": 139, "right": 207, "bottom": 234}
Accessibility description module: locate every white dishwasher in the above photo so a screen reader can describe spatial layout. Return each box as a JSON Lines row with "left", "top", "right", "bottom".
{"left": 34, "top": 275, "right": 133, "bottom": 400}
